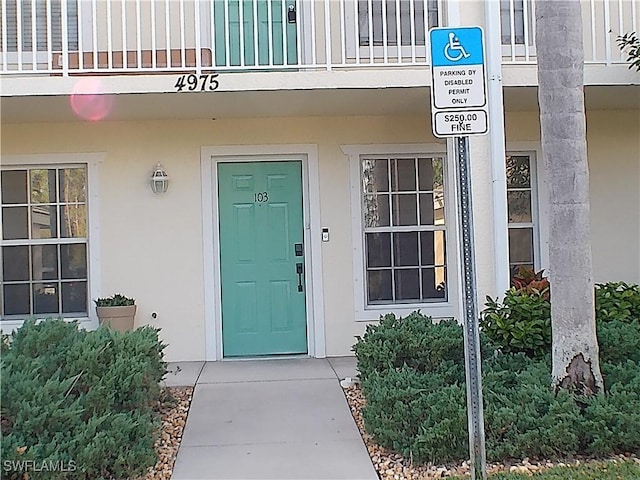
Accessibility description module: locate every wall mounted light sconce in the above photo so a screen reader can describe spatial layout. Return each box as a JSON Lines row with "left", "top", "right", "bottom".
{"left": 150, "top": 163, "right": 169, "bottom": 194}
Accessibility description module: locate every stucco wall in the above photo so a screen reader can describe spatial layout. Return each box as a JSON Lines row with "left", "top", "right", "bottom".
{"left": 1, "top": 110, "right": 638, "bottom": 361}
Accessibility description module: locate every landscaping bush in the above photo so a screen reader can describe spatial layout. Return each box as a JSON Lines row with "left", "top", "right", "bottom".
{"left": 357, "top": 313, "right": 640, "bottom": 465}
{"left": 595, "top": 282, "right": 640, "bottom": 323}
{"left": 480, "top": 288, "right": 551, "bottom": 358}
{"left": 353, "top": 312, "right": 467, "bottom": 381}
{"left": 1, "top": 319, "right": 166, "bottom": 480}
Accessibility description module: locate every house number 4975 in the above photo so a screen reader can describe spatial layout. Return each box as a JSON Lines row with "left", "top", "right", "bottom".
{"left": 255, "top": 192, "right": 268, "bottom": 203}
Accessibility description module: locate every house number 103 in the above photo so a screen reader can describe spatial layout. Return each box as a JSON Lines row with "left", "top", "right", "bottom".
{"left": 255, "top": 192, "right": 268, "bottom": 203}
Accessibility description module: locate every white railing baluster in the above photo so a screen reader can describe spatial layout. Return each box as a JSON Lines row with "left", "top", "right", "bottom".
{"left": 604, "top": 0, "right": 611, "bottom": 64}
{"left": 633, "top": 0, "right": 638, "bottom": 34}
{"left": 135, "top": 0, "right": 141, "bottom": 69}
{"left": 367, "top": 0, "right": 373, "bottom": 63}
{"left": 382, "top": 0, "right": 388, "bottom": 63}
{"left": 252, "top": 0, "right": 258, "bottom": 66}
{"left": 122, "top": 0, "right": 128, "bottom": 69}
{"left": 509, "top": 0, "right": 516, "bottom": 61}
{"left": 224, "top": 0, "right": 231, "bottom": 67}
{"left": 16, "top": 0, "right": 22, "bottom": 71}
{"left": 395, "top": 0, "right": 401, "bottom": 62}
{"left": 47, "top": 0, "right": 53, "bottom": 70}
{"left": 617, "top": 0, "right": 623, "bottom": 60}
{"left": 339, "top": 0, "right": 346, "bottom": 65}
{"left": 164, "top": 0, "right": 170, "bottom": 68}
{"left": 78, "top": 0, "right": 84, "bottom": 70}
{"left": 409, "top": 0, "right": 416, "bottom": 62}
{"left": 323, "top": 0, "right": 331, "bottom": 68}
{"left": 523, "top": 0, "right": 531, "bottom": 61}
{"left": 91, "top": 0, "right": 97, "bottom": 69}
{"left": 30, "top": 0, "right": 36, "bottom": 70}
{"left": 353, "top": 0, "right": 360, "bottom": 64}
{"left": 266, "top": 0, "right": 273, "bottom": 65}
{"left": 209, "top": 0, "right": 216, "bottom": 69}
{"left": 1, "top": 0, "right": 7, "bottom": 71}
{"left": 179, "top": 0, "right": 186, "bottom": 68}
{"left": 106, "top": 0, "right": 113, "bottom": 69}
{"left": 239, "top": 0, "right": 245, "bottom": 66}
{"left": 295, "top": 0, "right": 302, "bottom": 66}
{"left": 589, "top": 0, "right": 596, "bottom": 62}
{"left": 150, "top": 0, "right": 156, "bottom": 69}
{"left": 195, "top": 0, "right": 202, "bottom": 73}
{"left": 61, "top": 0, "right": 69, "bottom": 74}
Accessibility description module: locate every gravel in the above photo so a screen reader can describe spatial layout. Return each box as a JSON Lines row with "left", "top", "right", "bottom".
{"left": 342, "top": 384, "right": 638, "bottom": 479}
{"left": 142, "top": 386, "right": 194, "bottom": 480}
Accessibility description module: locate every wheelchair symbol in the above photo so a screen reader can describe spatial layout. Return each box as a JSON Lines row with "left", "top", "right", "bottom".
{"left": 444, "top": 32, "right": 470, "bottom": 62}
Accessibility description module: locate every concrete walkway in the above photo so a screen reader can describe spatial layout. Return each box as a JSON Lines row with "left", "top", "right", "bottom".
{"left": 168, "top": 358, "right": 377, "bottom": 480}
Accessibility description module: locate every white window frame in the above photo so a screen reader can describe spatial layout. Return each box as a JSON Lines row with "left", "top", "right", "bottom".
{"left": 0, "top": 153, "right": 103, "bottom": 333}
{"left": 505, "top": 144, "right": 548, "bottom": 274}
{"left": 343, "top": 143, "right": 459, "bottom": 322}
{"left": 500, "top": 0, "right": 537, "bottom": 58}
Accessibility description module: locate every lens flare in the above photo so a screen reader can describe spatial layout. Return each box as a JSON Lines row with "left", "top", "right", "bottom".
{"left": 70, "top": 78, "right": 114, "bottom": 121}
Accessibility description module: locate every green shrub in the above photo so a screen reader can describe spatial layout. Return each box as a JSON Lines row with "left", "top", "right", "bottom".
{"left": 595, "top": 282, "right": 640, "bottom": 323}
{"left": 1, "top": 319, "right": 166, "bottom": 480}
{"left": 361, "top": 367, "right": 468, "bottom": 464}
{"left": 480, "top": 288, "right": 551, "bottom": 357}
{"left": 353, "top": 312, "right": 466, "bottom": 381}
{"left": 597, "top": 319, "right": 640, "bottom": 364}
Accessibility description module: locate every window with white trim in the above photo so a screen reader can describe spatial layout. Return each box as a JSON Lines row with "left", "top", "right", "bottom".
{"left": 506, "top": 153, "right": 538, "bottom": 277}
{"left": 1, "top": 166, "right": 88, "bottom": 318}
{"left": 361, "top": 155, "right": 447, "bottom": 304}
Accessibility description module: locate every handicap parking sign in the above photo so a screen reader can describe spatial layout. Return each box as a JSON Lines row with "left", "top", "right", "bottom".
{"left": 429, "top": 26, "right": 488, "bottom": 137}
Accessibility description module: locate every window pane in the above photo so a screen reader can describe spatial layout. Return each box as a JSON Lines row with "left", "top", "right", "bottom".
{"left": 507, "top": 191, "right": 532, "bottom": 223}
{"left": 32, "top": 245, "right": 58, "bottom": 281}
{"left": 367, "top": 270, "right": 392, "bottom": 302}
{"left": 31, "top": 206, "right": 58, "bottom": 239}
{"left": 61, "top": 244, "right": 87, "bottom": 279}
{"left": 362, "top": 159, "right": 389, "bottom": 193}
{"left": 3, "top": 284, "right": 30, "bottom": 315}
{"left": 434, "top": 190, "right": 445, "bottom": 225}
{"left": 391, "top": 194, "right": 417, "bottom": 226}
{"left": 363, "top": 195, "right": 390, "bottom": 228}
{"left": 420, "top": 231, "right": 446, "bottom": 266}
{"left": 393, "top": 232, "right": 418, "bottom": 266}
{"left": 33, "top": 283, "right": 59, "bottom": 314}
{"left": 366, "top": 233, "right": 391, "bottom": 268}
{"left": 2, "top": 206, "right": 29, "bottom": 240}
{"left": 2, "top": 246, "right": 30, "bottom": 281}
{"left": 395, "top": 269, "right": 420, "bottom": 300}
{"left": 419, "top": 193, "right": 434, "bottom": 225}
{"left": 391, "top": 159, "right": 416, "bottom": 191}
{"left": 1, "top": 170, "right": 28, "bottom": 204}
{"left": 30, "top": 169, "right": 57, "bottom": 203}
{"left": 59, "top": 168, "right": 87, "bottom": 203}
{"left": 422, "top": 267, "right": 447, "bottom": 300}
{"left": 505, "top": 155, "right": 531, "bottom": 188}
{"left": 508, "top": 228, "right": 534, "bottom": 264}
{"left": 62, "top": 281, "right": 87, "bottom": 314}
{"left": 60, "top": 204, "right": 87, "bottom": 238}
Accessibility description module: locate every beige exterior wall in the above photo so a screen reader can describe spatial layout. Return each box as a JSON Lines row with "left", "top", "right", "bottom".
{"left": 1, "top": 108, "right": 638, "bottom": 361}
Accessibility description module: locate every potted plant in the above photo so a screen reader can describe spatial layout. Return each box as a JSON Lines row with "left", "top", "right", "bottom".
{"left": 95, "top": 294, "right": 137, "bottom": 332}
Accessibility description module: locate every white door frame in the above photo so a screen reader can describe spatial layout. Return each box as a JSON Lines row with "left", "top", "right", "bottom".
{"left": 200, "top": 145, "right": 325, "bottom": 361}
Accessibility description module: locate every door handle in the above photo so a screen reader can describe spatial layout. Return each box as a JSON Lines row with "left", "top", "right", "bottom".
{"left": 296, "top": 262, "right": 303, "bottom": 292}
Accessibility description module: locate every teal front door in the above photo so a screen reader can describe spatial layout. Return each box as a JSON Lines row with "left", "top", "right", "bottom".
{"left": 218, "top": 161, "right": 307, "bottom": 357}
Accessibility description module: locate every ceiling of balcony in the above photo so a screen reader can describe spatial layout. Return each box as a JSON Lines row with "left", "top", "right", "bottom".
{"left": 1, "top": 85, "right": 637, "bottom": 124}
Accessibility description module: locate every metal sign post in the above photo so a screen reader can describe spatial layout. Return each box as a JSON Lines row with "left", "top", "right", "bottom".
{"left": 455, "top": 136, "right": 486, "bottom": 480}
{"left": 429, "top": 26, "right": 488, "bottom": 480}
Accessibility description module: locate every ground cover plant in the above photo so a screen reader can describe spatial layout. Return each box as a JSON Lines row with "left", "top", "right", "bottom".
{"left": 1, "top": 319, "right": 167, "bottom": 480}
{"left": 354, "top": 284, "right": 640, "bottom": 465}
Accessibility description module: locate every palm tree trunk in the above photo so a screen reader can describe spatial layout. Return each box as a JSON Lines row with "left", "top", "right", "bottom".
{"left": 535, "top": 0, "right": 604, "bottom": 394}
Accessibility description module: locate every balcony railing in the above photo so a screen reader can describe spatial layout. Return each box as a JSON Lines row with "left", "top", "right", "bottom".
{"left": 0, "top": 0, "right": 637, "bottom": 76}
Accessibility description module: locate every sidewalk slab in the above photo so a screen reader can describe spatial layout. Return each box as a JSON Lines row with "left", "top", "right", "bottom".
{"left": 173, "top": 441, "right": 376, "bottom": 480}
{"left": 197, "top": 357, "right": 336, "bottom": 383}
{"left": 327, "top": 356, "right": 359, "bottom": 380}
{"left": 163, "top": 361, "right": 204, "bottom": 387}
{"left": 180, "top": 379, "right": 360, "bottom": 447}
{"left": 172, "top": 358, "right": 377, "bottom": 480}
